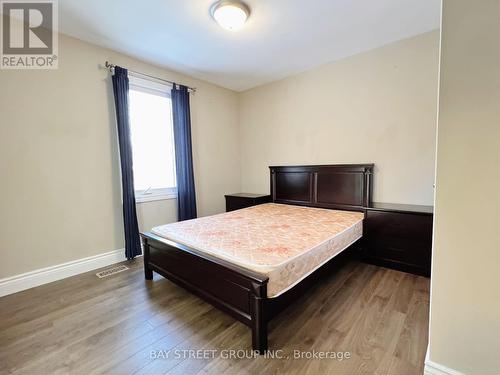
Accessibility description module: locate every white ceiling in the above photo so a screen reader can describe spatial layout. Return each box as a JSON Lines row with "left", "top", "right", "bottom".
{"left": 59, "top": 0, "right": 441, "bottom": 91}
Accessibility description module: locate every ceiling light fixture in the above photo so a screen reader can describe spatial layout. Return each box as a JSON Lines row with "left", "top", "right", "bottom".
{"left": 210, "top": 1, "right": 250, "bottom": 31}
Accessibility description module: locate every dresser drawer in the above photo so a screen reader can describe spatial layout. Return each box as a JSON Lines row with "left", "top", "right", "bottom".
{"left": 364, "top": 209, "right": 433, "bottom": 276}
{"left": 225, "top": 196, "right": 254, "bottom": 211}
{"left": 368, "top": 243, "right": 430, "bottom": 268}
{"left": 366, "top": 211, "right": 431, "bottom": 241}
{"left": 225, "top": 194, "right": 271, "bottom": 212}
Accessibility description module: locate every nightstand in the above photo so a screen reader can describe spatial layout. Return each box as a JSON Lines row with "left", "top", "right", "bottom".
{"left": 225, "top": 193, "right": 271, "bottom": 212}
{"left": 364, "top": 203, "right": 433, "bottom": 277}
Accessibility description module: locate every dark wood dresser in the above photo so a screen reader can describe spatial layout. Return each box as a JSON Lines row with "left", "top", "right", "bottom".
{"left": 225, "top": 193, "right": 271, "bottom": 212}
{"left": 363, "top": 203, "right": 433, "bottom": 277}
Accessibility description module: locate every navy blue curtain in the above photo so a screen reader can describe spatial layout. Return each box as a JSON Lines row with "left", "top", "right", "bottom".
{"left": 171, "top": 84, "right": 197, "bottom": 221}
{"left": 112, "top": 66, "right": 142, "bottom": 260}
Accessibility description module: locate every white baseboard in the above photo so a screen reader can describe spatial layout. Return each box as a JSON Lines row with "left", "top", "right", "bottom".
{"left": 0, "top": 248, "right": 127, "bottom": 297}
{"left": 425, "top": 360, "right": 465, "bottom": 375}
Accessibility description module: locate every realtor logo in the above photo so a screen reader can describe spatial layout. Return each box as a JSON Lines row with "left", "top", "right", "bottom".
{"left": 1, "top": 0, "right": 58, "bottom": 69}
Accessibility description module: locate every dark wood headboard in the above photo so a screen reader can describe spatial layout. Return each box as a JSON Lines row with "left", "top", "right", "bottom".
{"left": 269, "top": 164, "right": 374, "bottom": 212}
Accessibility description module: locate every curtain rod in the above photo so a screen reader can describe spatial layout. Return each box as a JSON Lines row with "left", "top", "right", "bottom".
{"left": 104, "top": 61, "right": 196, "bottom": 93}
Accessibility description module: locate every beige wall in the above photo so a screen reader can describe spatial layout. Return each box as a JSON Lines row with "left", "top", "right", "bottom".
{"left": 0, "top": 32, "right": 240, "bottom": 278}
{"left": 239, "top": 31, "right": 440, "bottom": 205}
{"left": 135, "top": 199, "right": 178, "bottom": 234}
{"left": 428, "top": 1, "right": 500, "bottom": 374}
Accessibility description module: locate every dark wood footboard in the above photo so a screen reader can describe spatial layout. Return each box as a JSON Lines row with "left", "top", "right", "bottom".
{"left": 142, "top": 232, "right": 361, "bottom": 353}
{"left": 141, "top": 232, "right": 269, "bottom": 352}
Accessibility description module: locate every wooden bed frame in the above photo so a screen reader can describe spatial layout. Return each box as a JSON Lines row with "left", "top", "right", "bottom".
{"left": 140, "top": 164, "right": 374, "bottom": 352}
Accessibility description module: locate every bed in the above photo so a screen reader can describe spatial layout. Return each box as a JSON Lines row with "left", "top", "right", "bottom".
{"left": 140, "top": 164, "right": 374, "bottom": 352}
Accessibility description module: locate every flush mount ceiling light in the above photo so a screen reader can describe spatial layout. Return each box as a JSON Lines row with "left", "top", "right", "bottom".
{"left": 210, "top": 1, "right": 250, "bottom": 31}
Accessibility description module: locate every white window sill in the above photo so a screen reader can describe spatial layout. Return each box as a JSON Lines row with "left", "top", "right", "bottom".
{"left": 135, "top": 193, "right": 177, "bottom": 203}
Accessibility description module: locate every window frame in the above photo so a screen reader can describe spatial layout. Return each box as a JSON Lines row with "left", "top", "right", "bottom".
{"left": 128, "top": 74, "right": 177, "bottom": 203}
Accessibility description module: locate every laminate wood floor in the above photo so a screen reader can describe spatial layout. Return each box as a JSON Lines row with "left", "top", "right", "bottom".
{"left": 0, "top": 260, "right": 429, "bottom": 375}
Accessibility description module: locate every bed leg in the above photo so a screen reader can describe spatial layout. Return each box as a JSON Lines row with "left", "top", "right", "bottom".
{"left": 142, "top": 238, "right": 153, "bottom": 280}
{"left": 251, "top": 296, "right": 268, "bottom": 354}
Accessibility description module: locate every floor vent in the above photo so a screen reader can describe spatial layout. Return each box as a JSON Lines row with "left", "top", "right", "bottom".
{"left": 96, "top": 265, "right": 129, "bottom": 278}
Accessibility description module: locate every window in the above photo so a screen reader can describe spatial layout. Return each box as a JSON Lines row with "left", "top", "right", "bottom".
{"left": 128, "top": 75, "right": 176, "bottom": 203}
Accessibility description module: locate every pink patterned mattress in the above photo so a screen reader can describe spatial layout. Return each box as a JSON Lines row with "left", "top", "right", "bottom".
{"left": 151, "top": 203, "right": 363, "bottom": 297}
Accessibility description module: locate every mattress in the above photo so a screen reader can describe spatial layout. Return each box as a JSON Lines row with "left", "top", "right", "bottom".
{"left": 151, "top": 203, "right": 364, "bottom": 297}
